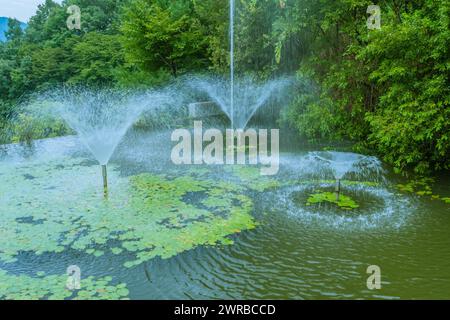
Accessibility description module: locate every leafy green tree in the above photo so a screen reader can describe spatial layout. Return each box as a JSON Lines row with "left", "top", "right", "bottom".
{"left": 362, "top": 0, "right": 450, "bottom": 172}
{"left": 233, "top": 0, "right": 280, "bottom": 77}
{"left": 0, "top": 0, "right": 448, "bottom": 175}
{"left": 0, "top": 0, "right": 128, "bottom": 142}
{"left": 70, "top": 33, "right": 124, "bottom": 85}
{"left": 279, "top": 0, "right": 449, "bottom": 173}
{"left": 25, "top": 0, "right": 65, "bottom": 43}
{"left": 192, "top": 0, "right": 228, "bottom": 73}
{"left": 121, "top": 0, "right": 209, "bottom": 77}
{"left": 5, "top": 19, "right": 24, "bottom": 41}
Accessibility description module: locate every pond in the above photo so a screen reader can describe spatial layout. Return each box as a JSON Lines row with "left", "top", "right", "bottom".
{"left": 0, "top": 130, "right": 449, "bottom": 299}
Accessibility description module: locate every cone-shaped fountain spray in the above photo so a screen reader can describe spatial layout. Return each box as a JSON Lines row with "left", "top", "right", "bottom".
{"left": 44, "top": 87, "right": 171, "bottom": 195}
{"left": 188, "top": 0, "right": 291, "bottom": 131}
{"left": 297, "top": 151, "right": 385, "bottom": 201}
{"left": 296, "top": 151, "right": 385, "bottom": 182}
{"left": 189, "top": 75, "right": 290, "bottom": 130}
{"left": 311, "top": 151, "right": 384, "bottom": 181}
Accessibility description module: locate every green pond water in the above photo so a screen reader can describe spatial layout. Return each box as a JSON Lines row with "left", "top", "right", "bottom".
{"left": 0, "top": 132, "right": 449, "bottom": 299}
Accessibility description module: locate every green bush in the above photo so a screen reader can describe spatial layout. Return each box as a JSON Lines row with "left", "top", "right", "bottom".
{"left": 10, "top": 113, "right": 70, "bottom": 144}
{"left": 282, "top": 90, "right": 340, "bottom": 142}
{"left": 361, "top": 2, "right": 450, "bottom": 173}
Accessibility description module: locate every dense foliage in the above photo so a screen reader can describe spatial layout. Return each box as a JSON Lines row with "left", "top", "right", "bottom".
{"left": 0, "top": 0, "right": 448, "bottom": 174}
{"left": 276, "top": 0, "right": 449, "bottom": 174}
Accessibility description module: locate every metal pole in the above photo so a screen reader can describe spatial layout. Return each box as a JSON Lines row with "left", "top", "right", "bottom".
{"left": 102, "top": 165, "right": 108, "bottom": 196}
{"left": 335, "top": 179, "right": 341, "bottom": 201}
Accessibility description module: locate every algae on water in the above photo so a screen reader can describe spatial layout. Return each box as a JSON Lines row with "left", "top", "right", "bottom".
{"left": 0, "top": 157, "right": 258, "bottom": 299}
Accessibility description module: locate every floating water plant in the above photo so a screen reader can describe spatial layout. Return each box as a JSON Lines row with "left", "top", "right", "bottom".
{"left": 0, "top": 157, "right": 256, "bottom": 268}
{"left": 397, "top": 177, "right": 433, "bottom": 194}
{"left": 0, "top": 269, "right": 129, "bottom": 300}
{"left": 293, "top": 179, "right": 380, "bottom": 188}
{"left": 306, "top": 192, "right": 360, "bottom": 210}
{"left": 396, "top": 177, "right": 449, "bottom": 204}
{"left": 224, "top": 165, "right": 280, "bottom": 192}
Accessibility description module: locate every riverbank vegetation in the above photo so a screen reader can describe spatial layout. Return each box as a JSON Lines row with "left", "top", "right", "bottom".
{"left": 0, "top": 0, "right": 448, "bottom": 174}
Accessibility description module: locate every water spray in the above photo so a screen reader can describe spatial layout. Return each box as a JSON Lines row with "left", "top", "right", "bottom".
{"left": 47, "top": 88, "right": 171, "bottom": 198}
{"left": 190, "top": 76, "right": 289, "bottom": 130}
{"left": 301, "top": 151, "right": 384, "bottom": 202}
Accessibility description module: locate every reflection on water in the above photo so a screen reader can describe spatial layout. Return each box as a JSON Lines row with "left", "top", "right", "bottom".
{"left": 1, "top": 131, "right": 449, "bottom": 299}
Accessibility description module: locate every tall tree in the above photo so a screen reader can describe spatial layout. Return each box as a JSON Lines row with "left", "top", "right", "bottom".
{"left": 121, "top": 0, "right": 209, "bottom": 77}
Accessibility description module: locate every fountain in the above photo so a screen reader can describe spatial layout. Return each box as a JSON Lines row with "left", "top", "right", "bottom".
{"left": 189, "top": 76, "right": 289, "bottom": 130}
{"left": 261, "top": 151, "right": 412, "bottom": 230}
{"left": 2, "top": 0, "right": 445, "bottom": 302}
{"left": 44, "top": 87, "right": 170, "bottom": 194}
{"left": 188, "top": 0, "right": 291, "bottom": 130}
{"left": 300, "top": 151, "right": 385, "bottom": 201}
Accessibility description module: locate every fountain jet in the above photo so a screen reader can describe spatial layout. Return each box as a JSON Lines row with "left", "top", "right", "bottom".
{"left": 189, "top": 76, "right": 290, "bottom": 130}
{"left": 230, "top": 0, "right": 235, "bottom": 129}
{"left": 187, "top": 0, "right": 291, "bottom": 130}
{"left": 335, "top": 179, "right": 341, "bottom": 201}
{"left": 102, "top": 164, "right": 108, "bottom": 195}
{"left": 43, "top": 87, "right": 172, "bottom": 194}
{"left": 297, "top": 151, "right": 385, "bottom": 193}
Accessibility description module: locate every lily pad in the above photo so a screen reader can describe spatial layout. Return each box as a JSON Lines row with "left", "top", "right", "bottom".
{"left": 0, "top": 157, "right": 257, "bottom": 268}
{"left": 306, "top": 192, "right": 360, "bottom": 210}
{"left": 0, "top": 269, "right": 129, "bottom": 300}
{"left": 396, "top": 177, "right": 449, "bottom": 204}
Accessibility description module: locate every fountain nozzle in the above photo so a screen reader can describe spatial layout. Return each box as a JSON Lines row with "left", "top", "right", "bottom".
{"left": 335, "top": 179, "right": 341, "bottom": 201}
{"left": 102, "top": 165, "right": 108, "bottom": 196}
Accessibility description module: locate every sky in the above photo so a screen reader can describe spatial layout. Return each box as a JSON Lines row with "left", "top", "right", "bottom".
{"left": 0, "top": 0, "right": 63, "bottom": 22}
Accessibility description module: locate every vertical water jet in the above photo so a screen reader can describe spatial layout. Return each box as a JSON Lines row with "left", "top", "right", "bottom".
{"left": 188, "top": 0, "right": 291, "bottom": 130}
{"left": 230, "top": 0, "right": 235, "bottom": 129}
